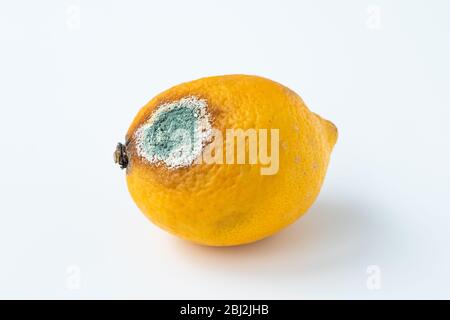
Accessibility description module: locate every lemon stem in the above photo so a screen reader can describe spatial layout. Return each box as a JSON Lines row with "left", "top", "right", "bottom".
{"left": 114, "top": 142, "right": 128, "bottom": 169}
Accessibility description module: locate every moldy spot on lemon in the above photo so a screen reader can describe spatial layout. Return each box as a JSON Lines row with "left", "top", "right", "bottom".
{"left": 134, "top": 96, "right": 212, "bottom": 169}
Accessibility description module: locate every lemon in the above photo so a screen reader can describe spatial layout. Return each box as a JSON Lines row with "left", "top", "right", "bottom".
{"left": 115, "top": 75, "right": 337, "bottom": 246}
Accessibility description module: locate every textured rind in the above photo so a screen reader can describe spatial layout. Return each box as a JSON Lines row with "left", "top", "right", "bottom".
{"left": 125, "top": 74, "right": 337, "bottom": 246}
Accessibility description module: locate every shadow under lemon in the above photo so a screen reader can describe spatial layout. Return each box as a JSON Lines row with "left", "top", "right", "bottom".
{"left": 170, "top": 197, "right": 385, "bottom": 277}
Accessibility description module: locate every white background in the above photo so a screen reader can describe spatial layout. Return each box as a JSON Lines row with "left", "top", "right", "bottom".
{"left": 1, "top": 0, "right": 449, "bottom": 299}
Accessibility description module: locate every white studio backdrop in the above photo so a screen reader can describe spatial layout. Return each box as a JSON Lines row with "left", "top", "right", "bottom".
{"left": 0, "top": 0, "right": 449, "bottom": 299}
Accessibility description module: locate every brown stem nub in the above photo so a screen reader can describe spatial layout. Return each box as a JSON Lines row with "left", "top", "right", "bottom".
{"left": 114, "top": 142, "right": 128, "bottom": 169}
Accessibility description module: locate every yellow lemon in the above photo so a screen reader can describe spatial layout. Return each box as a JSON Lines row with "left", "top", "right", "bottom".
{"left": 115, "top": 74, "right": 337, "bottom": 246}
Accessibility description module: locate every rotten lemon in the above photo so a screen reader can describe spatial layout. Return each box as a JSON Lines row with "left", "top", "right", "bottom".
{"left": 115, "top": 74, "right": 337, "bottom": 246}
